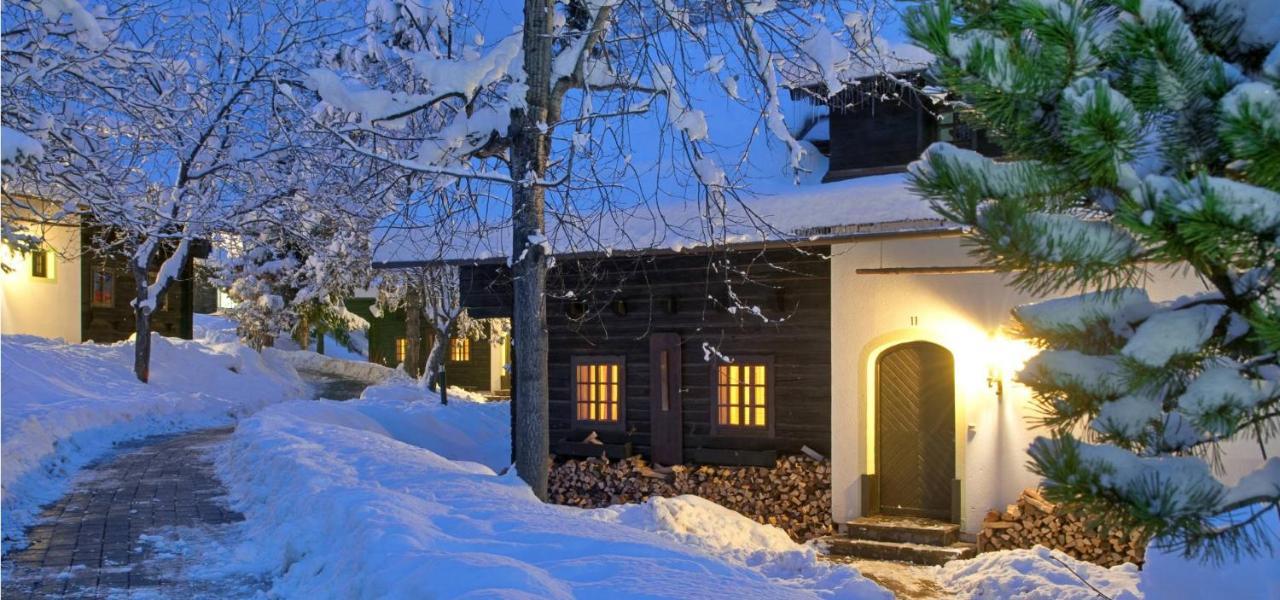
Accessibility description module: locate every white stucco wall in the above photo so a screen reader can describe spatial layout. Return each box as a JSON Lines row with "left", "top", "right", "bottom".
{"left": 829, "top": 235, "right": 1272, "bottom": 533}
{"left": 1, "top": 223, "right": 82, "bottom": 343}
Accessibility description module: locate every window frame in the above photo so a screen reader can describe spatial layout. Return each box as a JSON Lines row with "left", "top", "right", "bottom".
{"left": 31, "top": 248, "right": 49, "bottom": 279}
{"left": 570, "top": 355, "right": 626, "bottom": 431}
{"left": 394, "top": 337, "right": 408, "bottom": 364}
{"left": 709, "top": 356, "right": 775, "bottom": 436}
{"left": 450, "top": 337, "right": 471, "bottom": 362}
{"left": 90, "top": 268, "right": 114, "bottom": 308}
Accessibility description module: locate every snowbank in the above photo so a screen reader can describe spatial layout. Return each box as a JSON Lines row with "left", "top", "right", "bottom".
{"left": 1138, "top": 510, "right": 1280, "bottom": 600}
{"left": 267, "top": 348, "right": 394, "bottom": 385}
{"left": 214, "top": 379, "right": 888, "bottom": 598}
{"left": 941, "top": 532, "right": 1280, "bottom": 600}
{"left": 0, "top": 332, "right": 304, "bottom": 550}
{"left": 939, "top": 545, "right": 1140, "bottom": 600}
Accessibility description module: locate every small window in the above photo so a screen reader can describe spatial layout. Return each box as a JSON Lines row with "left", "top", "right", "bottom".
{"left": 31, "top": 249, "right": 49, "bottom": 278}
{"left": 450, "top": 337, "right": 470, "bottom": 361}
{"left": 394, "top": 337, "right": 407, "bottom": 364}
{"left": 91, "top": 269, "right": 114, "bottom": 307}
{"left": 572, "top": 356, "right": 624, "bottom": 426}
{"left": 714, "top": 358, "right": 772, "bottom": 431}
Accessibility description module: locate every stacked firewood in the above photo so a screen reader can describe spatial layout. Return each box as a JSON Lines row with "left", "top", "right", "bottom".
{"left": 978, "top": 488, "right": 1147, "bottom": 567}
{"left": 549, "top": 454, "right": 833, "bottom": 541}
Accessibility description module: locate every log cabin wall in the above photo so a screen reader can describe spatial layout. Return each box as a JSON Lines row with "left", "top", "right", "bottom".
{"left": 346, "top": 295, "right": 498, "bottom": 391}
{"left": 443, "top": 330, "right": 493, "bottom": 391}
{"left": 820, "top": 73, "right": 1001, "bottom": 182}
{"left": 80, "top": 226, "right": 195, "bottom": 344}
{"left": 460, "top": 246, "right": 833, "bottom": 467}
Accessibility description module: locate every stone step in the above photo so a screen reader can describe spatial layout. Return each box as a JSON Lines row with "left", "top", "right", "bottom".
{"left": 846, "top": 515, "right": 960, "bottom": 546}
{"left": 820, "top": 537, "right": 977, "bottom": 566}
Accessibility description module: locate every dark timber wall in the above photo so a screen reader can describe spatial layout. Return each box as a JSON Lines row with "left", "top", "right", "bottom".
{"left": 821, "top": 74, "right": 1002, "bottom": 182}
{"left": 79, "top": 228, "right": 195, "bottom": 344}
{"left": 346, "top": 296, "right": 501, "bottom": 391}
{"left": 460, "top": 246, "right": 833, "bottom": 466}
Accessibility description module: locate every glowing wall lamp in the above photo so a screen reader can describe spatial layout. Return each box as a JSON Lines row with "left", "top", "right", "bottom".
{"left": 985, "top": 328, "right": 1037, "bottom": 403}
{"left": 987, "top": 363, "right": 1004, "bottom": 402}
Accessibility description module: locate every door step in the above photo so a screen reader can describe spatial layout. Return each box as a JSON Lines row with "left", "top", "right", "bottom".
{"left": 820, "top": 537, "right": 976, "bottom": 566}
{"left": 818, "top": 515, "right": 974, "bottom": 565}
{"left": 847, "top": 515, "right": 960, "bottom": 546}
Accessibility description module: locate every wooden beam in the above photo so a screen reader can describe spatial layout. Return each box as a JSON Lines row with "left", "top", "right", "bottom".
{"left": 855, "top": 266, "right": 999, "bottom": 275}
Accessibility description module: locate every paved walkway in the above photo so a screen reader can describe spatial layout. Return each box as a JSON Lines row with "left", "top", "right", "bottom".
{"left": 2, "top": 428, "right": 265, "bottom": 599}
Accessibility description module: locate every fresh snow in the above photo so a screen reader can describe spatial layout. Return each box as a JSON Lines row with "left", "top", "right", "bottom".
{"left": 372, "top": 172, "right": 950, "bottom": 263}
{"left": 267, "top": 347, "right": 394, "bottom": 386}
{"left": 1014, "top": 288, "right": 1155, "bottom": 333}
{"left": 1018, "top": 350, "right": 1125, "bottom": 396}
{"left": 939, "top": 545, "right": 1140, "bottom": 600}
{"left": 940, "top": 516, "right": 1280, "bottom": 599}
{"left": 212, "top": 378, "right": 891, "bottom": 599}
{"left": 1139, "top": 508, "right": 1280, "bottom": 599}
{"left": 0, "top": 126, "right": 44, "bottom": 177}
{"left": 0, "top": 332, "right": 304, "bottom": 551}
{"left": 1122, "top": 304, "right": 1227, "bottom": 366}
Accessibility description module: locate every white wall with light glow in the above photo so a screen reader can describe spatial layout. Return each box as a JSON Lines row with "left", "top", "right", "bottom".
{"left": 828, "top": 234, "right": 1267, "bottom": 533}
{"left": 1, "top": 222, "right": 82, "bottom": 343}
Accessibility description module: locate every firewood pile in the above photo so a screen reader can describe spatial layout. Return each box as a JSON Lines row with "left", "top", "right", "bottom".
{"left": 549, "top": 453, "right": 833, "bottom": 541}
{"left": 978, "top": 488, "right": 1147, "bottom": 567}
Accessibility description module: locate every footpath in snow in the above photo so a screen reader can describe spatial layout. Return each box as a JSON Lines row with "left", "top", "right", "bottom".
{"left": 0, "top": 326, "right": 304, "bottom": 552}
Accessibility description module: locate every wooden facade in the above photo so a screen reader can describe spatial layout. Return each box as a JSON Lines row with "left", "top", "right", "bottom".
{"left": 821, "top": 73, "right": 1001, "bottom": 182}
{"left": 79, "top": 227, "right": 198, "bottom": 344}
{"left": 345, "top": 296, "right": 506, "bottom": 392}
{"left": 460, "top": 246, "right": 832, "bottom": 467}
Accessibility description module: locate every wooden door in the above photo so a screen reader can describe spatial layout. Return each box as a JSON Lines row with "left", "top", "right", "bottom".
{"left": 648, "top": 333, "right": 683, "bottom": 465}
{"left": 876, "top": 341, "right": 955, "bottom": 520}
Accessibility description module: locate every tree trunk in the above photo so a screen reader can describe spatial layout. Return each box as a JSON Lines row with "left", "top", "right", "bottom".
{"left": 316, "top": 328, "right": 326, "bottom": 355}
{"left": 132, "top": 260, "right": 153, "bottom": 384}
{"left": 294, "top": 314, "right": 310, "bottom": 350}
{"left": 405, "top": 283, "right": 424, "bottom": 377}
{"left": 508, "top": 0, "right": 554, "bottom": 500}
{"left": 425, "top": 331, "right": 447, "bottom": 391}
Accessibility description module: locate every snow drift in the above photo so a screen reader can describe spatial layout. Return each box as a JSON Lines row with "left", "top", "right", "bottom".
{"left": 0, "top": 331, "right": 304, "bottom": 550}
{"left": 214, "top": 380, "right": 889, "bottom": 598}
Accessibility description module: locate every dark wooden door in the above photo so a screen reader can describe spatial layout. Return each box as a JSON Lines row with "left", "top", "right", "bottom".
{"left": 876, "top": 341, "right": 955, "bottom": 520}
{"left": 648, "top": 333, "right": 683, "bottom": 465}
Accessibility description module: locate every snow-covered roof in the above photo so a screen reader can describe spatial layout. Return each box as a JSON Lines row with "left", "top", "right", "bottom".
{"left": 371, "top": 172, "right": 957, "bottom": 266}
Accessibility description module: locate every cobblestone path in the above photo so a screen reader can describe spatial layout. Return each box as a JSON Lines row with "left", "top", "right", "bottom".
{"left": 1, "top": 428, "right": 267, "bottom": 598}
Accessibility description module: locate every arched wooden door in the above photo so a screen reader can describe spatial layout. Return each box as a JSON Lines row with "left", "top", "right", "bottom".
{"left": 876, "top": 341, "right": 955, "bottom": 520}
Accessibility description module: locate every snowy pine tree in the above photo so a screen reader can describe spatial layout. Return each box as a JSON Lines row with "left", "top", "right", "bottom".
{"left": 906, "top": 0, "right": 1280, "bottom": 559}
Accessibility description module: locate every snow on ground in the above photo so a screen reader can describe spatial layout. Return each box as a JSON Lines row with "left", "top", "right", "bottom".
{"left": 0, "top": 331, "right": 304, "bottom": 551}
{"left": 939, "top": 546, "right": 1140, "bottom": 600}
{"left": 1138, "top": 509, "right": 1280, "bottom": 600}
{"left": 267, "top": 348, "right": 394, "bottom": 386}
{"left": 938, "top": 530, "right": 1280, "bottom": 600}
{"left": 213, "top": 378, "right": 890, "bottom": 599}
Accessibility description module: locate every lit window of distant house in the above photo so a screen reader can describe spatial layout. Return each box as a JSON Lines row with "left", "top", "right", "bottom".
{"left": 450, "top": 337, "right": 470, "bottom": 361}
{"left": 31, "top": 249, "right": 49, "bottom": 278}
{"left": 394, "top": 337, "right": 408, "bottom": 364}
{"left": 714, "top": 358, "right": 772, "bottom": 430}
{"left": 91, "top": 269, "right": 114, "bottom": 307}
{"left": 573, "top": 357, "right": 623, "bottom": 425}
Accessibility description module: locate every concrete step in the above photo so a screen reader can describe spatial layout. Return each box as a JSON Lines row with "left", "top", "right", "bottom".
{"left": 820, "top": 537, "right": 977, "bottom": 566}
{"left": 846, "top": 515, "right": 960, "bottom": 546}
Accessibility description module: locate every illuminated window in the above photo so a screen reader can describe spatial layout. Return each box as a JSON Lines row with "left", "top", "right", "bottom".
{"left": 91, "top": 269, "right": 114, "bottom": 307}
{"left": 394, "top": 337, "right": 407, "bottom": 364}
{"left": 31, "top": 249, "right": 48, "bottom": 278}
{"left": 714, "top": 358, "right": 772, "bottom": 430}
{"left": 572, "top": 357, "right": 624, "bottom": 425}
{"left": 450, "top": 337, "right": 470, "bottom": 361}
